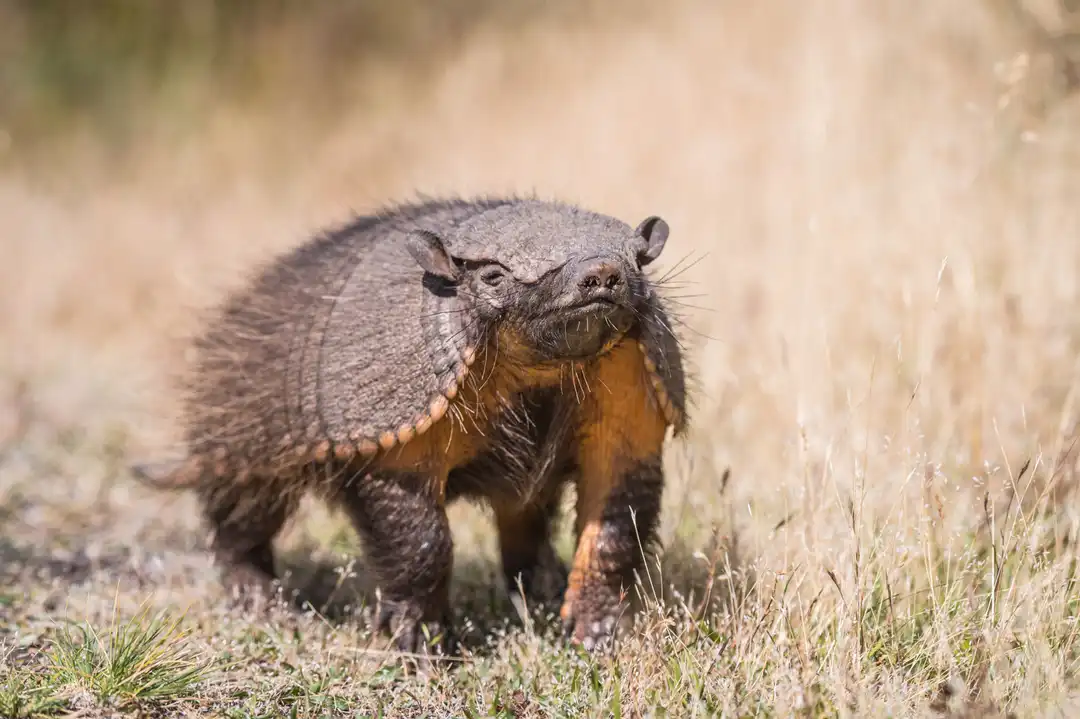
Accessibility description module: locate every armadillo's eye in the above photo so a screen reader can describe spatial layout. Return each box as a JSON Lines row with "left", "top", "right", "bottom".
{"left": 480, "top": 267, "right": 506, "bottom": 287}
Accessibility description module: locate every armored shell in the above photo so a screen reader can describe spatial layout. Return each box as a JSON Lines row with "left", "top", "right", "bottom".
{"left": 180, "top": 196, "right": 681, "bottom": 476}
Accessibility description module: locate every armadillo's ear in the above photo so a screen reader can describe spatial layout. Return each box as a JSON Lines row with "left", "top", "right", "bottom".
{"left": 635, "top": 216, "right": 669, "bottom": 266}
{"left": 406, "top": 230, "right": 461, "bottom": 282}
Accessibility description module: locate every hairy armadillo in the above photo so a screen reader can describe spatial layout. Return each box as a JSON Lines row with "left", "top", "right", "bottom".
{"left": 131, "top": 195, "right": 688, "bottom": 657}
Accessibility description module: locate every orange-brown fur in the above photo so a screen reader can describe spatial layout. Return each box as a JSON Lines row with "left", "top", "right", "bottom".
{"left": 560, "top": 339, "right": 668, "bottom": 627}
{"left": 371, "top": 324, "right": 578, "bottom": 493}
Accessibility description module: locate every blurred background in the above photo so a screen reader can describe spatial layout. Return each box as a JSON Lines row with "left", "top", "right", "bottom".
{"left": 3, "top": 1, "right": 1080, "bottom": 703}
{"left": 4, "top": 0, "right": 1080, "bottom": 549}
{"left": 1, "top": 0, "right": 1077, "bottom": 454}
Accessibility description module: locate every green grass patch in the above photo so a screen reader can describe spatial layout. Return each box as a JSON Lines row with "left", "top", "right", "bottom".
{"left": 0, "top": 668, "right": 66, "bottom": 719}
{"left": 1, "top": 603, "right": 216, "bottom": 717}
{"left": 46, "top": 604, "right": 214, "bottom": 710}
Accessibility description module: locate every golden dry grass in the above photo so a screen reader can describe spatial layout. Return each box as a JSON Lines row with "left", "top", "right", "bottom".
{"left": 3, "top": 1, "right": 1080, "bottom": 716}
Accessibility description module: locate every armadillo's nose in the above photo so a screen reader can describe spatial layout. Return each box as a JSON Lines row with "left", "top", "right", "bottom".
{"left": 575, "top": 257, "right": 627, "bottom": 303}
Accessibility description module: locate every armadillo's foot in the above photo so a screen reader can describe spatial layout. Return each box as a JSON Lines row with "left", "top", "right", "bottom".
{"left": 374, "top": 597, "right": 458, "bottom": 671}
{"left": 559, "top": 576, "right": 630, "bottom": 653}
{"left": 213, "top": 541, "right": 284, "bottom": 611}
{"left": 505, "top": 541, "right": 568, "bottom": 607}
{"left": 219, "top": 563, "right": 282, "bottom": 611}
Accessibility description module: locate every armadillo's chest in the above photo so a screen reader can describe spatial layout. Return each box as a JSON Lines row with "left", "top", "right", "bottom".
{"left": 444, "top": 387, "right": 579, "bottom": 505}
{"left": 366, "top": 333, "right": 663, "bottom": 482}
{"left": 371, "top": 373, "right": 576, "bottom": 486}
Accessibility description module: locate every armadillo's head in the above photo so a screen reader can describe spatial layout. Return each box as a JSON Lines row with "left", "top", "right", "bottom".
{"left": 405, "top": 200, "right": 670, "bottom": 362}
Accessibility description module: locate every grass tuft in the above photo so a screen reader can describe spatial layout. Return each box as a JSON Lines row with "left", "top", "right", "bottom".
{"left": 41, "top": 603, "right": 214, "bottom": 713}
{"left": 0, "top": 666, "right": 65, "bottom": 719}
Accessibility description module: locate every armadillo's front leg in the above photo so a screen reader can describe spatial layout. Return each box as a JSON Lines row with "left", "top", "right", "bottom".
{"left": 562, "top": 457, "right": 665, "bottom": 650}
{"left": 339, "top": 471, "right": 456, "bottom": 661}
{"left": 562, "top": 343, "right": 669, "bottom": 650}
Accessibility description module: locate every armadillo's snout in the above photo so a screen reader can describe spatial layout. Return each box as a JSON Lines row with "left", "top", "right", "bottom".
{"left": 573, "top": 257, "right": 629, "bottom": 307}
{"left": 535, "top": 255, "right": 639, "bottom": 360}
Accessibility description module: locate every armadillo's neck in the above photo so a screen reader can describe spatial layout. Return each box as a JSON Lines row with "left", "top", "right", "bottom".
{"left": 457, "top": 325, "right": 638, "bottom": 411}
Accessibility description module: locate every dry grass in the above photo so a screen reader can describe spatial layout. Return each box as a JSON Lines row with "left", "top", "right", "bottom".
{"left": 3, "top": 0, "right": 1080, "bottom": 716}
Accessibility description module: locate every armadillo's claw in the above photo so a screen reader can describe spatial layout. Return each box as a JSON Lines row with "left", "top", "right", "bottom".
{"left": 560, "top": 580, "right": 628, "bottom": 653}
{"left": 372, "top": 596, "right": 458, "bottom": 673}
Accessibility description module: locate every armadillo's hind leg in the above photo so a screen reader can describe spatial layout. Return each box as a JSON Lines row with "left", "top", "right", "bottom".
{"left": 338, "top": 470, "right": 456, "bottom": 665}
{"left": 198, "top": 475, "right": 296, "bottom": 605}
